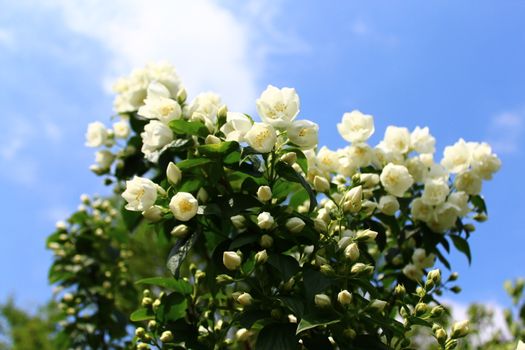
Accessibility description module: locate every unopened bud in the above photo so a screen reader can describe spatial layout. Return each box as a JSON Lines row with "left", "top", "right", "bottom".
{"left": 427, "top": 269, "right": 441, "bottom": 284}
{"left": 313, "top": 218, "right": 327, "bottom": 232}
{"left": 147, "top": 320, "right": 157, "bottom": 329}
{"left": 135, "top": 327, "right": 146, "bottom": 338}
{"left": 216, "top": 274, "right": 234, "bottom": 284}
{"left": 141, "top": 297, "right": 153, "bottom": 306}
{"left": 217, "top": 105, "right": 228, "bottom": 120}
{"left": 314, "top": 294, "right": 331, "bottom": 308}
{"left": 142, "top": 206, "right": 163, "bottom": 222}
{"left": 473, "top": 213, "right": 487, "bottom": 222}
{"left": 450, "top": 286, "right": 462, "bottom": 294}
{"left": 223, "top": 251, "right": 242, "bottom": 270}
{"left": 313, "top": 176, "right": 330, "bottom": 193}
{"left": 370, "top": 299, "right": 387, "bottom": 312}
{"left": 205, "top": 134, "right": 221, "bottom": 144}
{"left": 394, "top": 284, "right": 406, "bottom": 297}
{"left": 463, "top": 223, "right": 475, "bottom": 232}
{"left": 166, "top": 162, "right": 182, "bottom": 185}
{"left": 257, "top": 212, "right": 274, "bottom": 230}
{"left": 152, "top": 299, "right": 161, "bottom": 311}
{"left": 451, "top": 320, "right": 469, "bottom": 338}
{"left": 176, "top": 88, "right": 187, "bottom": 104}
{"left": 236, "top": 292, "right": 253, "bottom": 306}
{"left": 344, "top": 243, "right": 360, "bottom": 261}
{"left": 255, "top": 250, "right": 268, "bottom": 264}
{"left": 257, "top": 186, "right": 272, "bottom": 202}
{"left": 355, "top": 229, "right": 378, "bottom": 242}
{"left": 343, "top": 186, "right": 362, "bottom": 213}
{"left": 449, "top": 272, "right": 459, "bottom": 281}
{"left": 431, "top": 305, "right": 444, "bottom": 318}
{"left": 280, "top": 152, "right": 297, "bottom": 165}
{"left": 415, "top": 302, "right": 428, "bottom": 316}
{"left": 230, "top": 215, "right": 246, "bottom": 230}
{"left": 286, "top": 217, "right": 306, "bottom": 233}
{"left": 435, "top": 327, "right": 447, "bottom": 344}
{"left": 260, "top": 234, "right": 273, "bottom": 248}
{"left": 160, "top": 330, "right": 174, "bottom": 343}
{"left": 337, "top": 290, "right": 353, "bottom": 306}
{"left": 351, "top": 263, "right": 367, "bottom": 274}
{"left": 171, "top": 224, "right": 189, "bottom": 238}
{"left": 320, "top": 264, "right": 334, "bottom": 275}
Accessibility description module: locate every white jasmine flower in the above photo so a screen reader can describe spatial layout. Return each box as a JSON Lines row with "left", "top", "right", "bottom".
{"left": 380, "top": 163, "right": 414, "bottom": 197}
{"left": 337, "top": 290, "right": 353, "bottom": 306}
{"left": 142, "top": 205, "right": 163, "bottom": 222}
{"left": 256, "top": 85, "right": 300, "bottom": 129}
{"left": 412, "top": 248, "right": 435, "bottom": 269}
{"left": 220, "top": 112, "right": 252, "bottom": 142}
{"left": 245, "top": 122, "right": 277, "bottom": 153}
{"left": 428, "top": 202, "right": 459, "bottom": 232}
{"left": 421, "top": 178, "right": 449, "bottom": 206}
{"left": 85, "top": 121, "right": 109, "bottom": 147}
{"left": 171, "top": 224, "right": 189, "bottom": 238}
{"left": 122, "top": 176, "right": 158, "bottom": 211}
{"left": 411, "top": 198, "right": 433, "bottom": 222}
{"left": 455, "top": 170, "right": 482, "bottom": 195}
{"left": 403, "top": 264, "right": 423, "bottom": 281}
{"left": 370, "top": 299, "right": 387, "bottom": 311}
{"left": 337, "top": 110, "right": 375, "bottom": 143}
{"left": 447, "top": 191, "right": 470, "bottom": 217}
{"left": 90, "top": 150, "right": 115, "bottom": 173}
{"left": 378, "top": 195, "right": 399, "bottom": 216}
{"left": 138, "top": 83, "right": 182, "bottom": 124}
{"left": 230, "top": 215, "right": 246, "bottom": 230}
{"left": 287, "top": 120, "right": 319, "bottom": 149}
{"left": 405, "top": 157, "right": 427, "bottom": 183}
{"left": 257, "top": 212, "right": 275, "bottom": 230}
{"left": 140, "top": 120, "right": 174, "bottom": 162}
{"left": 169, "top": 192, "right": 199, "bottom": 222}
{"left": 346, "top": 143, "right": 373, "bottom": 168}
{"left": 471, "top": 143, "right": 501, "bottom": 180}
{"left": 383, "top": 126, "right": 411, "bottom": 154}
{"left": 316, "top": 147, "right": 339, "bottom": 173}
{"left": 113, "top": 120, "right": 131, "bottom": 139}
{"left": 441, "top": 138, "right": 472, "bottom": 173}
{"left": 187, "top": 92, "right": 222, "bottom": 131}
{"left": 410, "top": 126, "right": 436, "bottom": 154}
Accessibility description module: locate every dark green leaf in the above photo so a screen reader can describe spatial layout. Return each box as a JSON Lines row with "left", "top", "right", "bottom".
{"left": 297, "top": 315, "right": 340, "bottom": 334}
{"left": 156, "top": 293, "right": 188, "bottom": 323}
{"left": 176, "top": 158, "right": 211, "bottom": 170}
{"left": 256, "top": 323, "right": 300, "bottom": 350}
{"left": 450, "top": 235, "right": 472, "bottom": 264}
{"left": 267, "top": 253, "right": 300, "bottom": 281}
{"left": 130, "top": 308, "right": 155, "bottom": 322}
{"left": 275, "top": 161, "right": 317, "bottom": 211}
{"left": 198, "top": 141, "right": 239, "bottom": 157}
{"left": 167, "top": 232, "right": 200, "bottom": 278}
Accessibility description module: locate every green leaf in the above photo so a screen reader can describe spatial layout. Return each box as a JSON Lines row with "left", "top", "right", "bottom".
{"left": 275, "top": 161, "right": 317, "bottom": 211}
{"left": 470, "top": 195, "right": 487, "bottom": 214}
{"left": 179, "top": 178, "right": 204, "bottom": 192}
{"left": 156, "top": 292, "right": 188, "bottom": 323}
{"left": 176, "top": 158, "right": 211, "bottom": 170}
{"left": 135, "top": 277, "right": 192, "bottom": 295}
{"left": 167, "top": 232, "right": 200, "bottom": 278}
{"left": 450, "top": 235, "right": 472, "bottom": 264}
{"left": 267, "top": 253, "right": 300, "bottom": 281}
{"left": 198, "top": 141, "right": 239, "bottom": 157}
{"left": 229, "top": 233, "right": 259, "bottom": 250}
{"left": 296, "top": 315, "right": 341, "bottom": 334}
{"left": 130, "top": 308, "right": 155, "bottom": 322}
{"left": 169, "top": 119, "right": 209, "bottom": 137}
{"left": 282, "top": 148, "right": 308, "bottom": 174}
{"left": 255, "top": 323, "right": 300, "bottom": 350}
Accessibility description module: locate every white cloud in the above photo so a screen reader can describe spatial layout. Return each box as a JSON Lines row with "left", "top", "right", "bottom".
{"left": 36, "top": 0, "right": 291, "bottom": 113}
{"left": 0, "top": 28, "right": 14, "bottom": 48}
{"left": 488, "top": 111, "right": 523, "bottom": 154}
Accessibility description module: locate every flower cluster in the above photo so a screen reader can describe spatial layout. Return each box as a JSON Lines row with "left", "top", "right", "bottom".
{"left": 68, "top": 62, "right": 501, "bottom": 349}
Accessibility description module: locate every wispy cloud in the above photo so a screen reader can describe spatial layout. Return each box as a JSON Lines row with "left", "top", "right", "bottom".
{"left": 348, "top": 18, "right": 399, "bottom": 47}
{"left": 0, "top": 27, "right": 14, "bottom": 48}
{"left": 488, "top": 111, "right": 523, "bottom": 154}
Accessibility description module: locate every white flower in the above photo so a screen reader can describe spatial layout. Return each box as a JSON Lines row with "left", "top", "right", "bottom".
{"left": 113, "top": 120, "right": 131, "bottom": 139}
{"left": 257, "top": 186, "right": 272, "bottom": 202}
{"left": 187, "top": 92, "right": 222, "bottom": 131}
{"left": 405, "top": 158, "right": 427, "bottom": 183}
{"left": 220, "top": 112, "right": 252, "bottom": 142}
{"left": 138, "top": 84, "right": 182, "bottom": 124}
{"left": 403, "top": 264, "right": 423, "bottom": 281}
{"left": 223, "top": 251, "right": 242, "bottom": 270}
{"left": 286, "top": 217, "right": 306, "bottom": 233}
{"left": 141, "top": 120, "right": 174, "bottom": 162}
{"left": 410, "top": 127, "right": 436, "bottom": 154}
{"left": 337, "top": 110, "right": 375, "bottom": 143}
{"left": 421, "top": 178, "right": 449, "bottom": 206}
{"left": 236, "top": 292, "right": 253, "bottom": 306}
{"left": 169, "top": 192, "right": 199, "bottom": 221}
{"left": 455, "top": 170, "right": 482, "bottom": 195}
{"left": 343, "top": 186, "right": 362, "bottom": 213}
{"left": 383, "top": 126, "right": 411, "bottom": 154}
{"left": 287, "top": 120, "right": 319, "bottom": 149}
{"left": 256, "top": 85, "right": 300, "bottom": 129}
{"left": 370, "top": 299, "right": 387, "bottom": 311}
{"left": 346, "top": 143, "right": 373, "bottom": 168}
{"left": 378, "top": 195, "right": 399, "bottom": 216}
{"left": 471, "top": 143, "right": 501, "bottom": 180}
{"left": 412, "top": 248, "right": 435, "bottom": 269}
{"left": 380, "top": 163, "right": 414, "bottom": 197}
{"left": 122, "top": 176, "right": 158, "bottom": 211}
{"left": 428, "top": 202, "right": 459, "bottom": 232}
{"left": 337, "top": 290, "right": 353, "bottom": 305}
{"left": 245, "top": 122, "right": 277, "bottom": 153}
{"left": 316, "top": 147, "right": 339, "bottom": 173}
{"left": 447, "top": 191, "right": 470, "bottom": 217}
{"left": 90, "top": 150, "right": 115, "bottom": 172}
{"left": 257, "top": 212, "right": 275, "bottom": 230}
{"left": 166, "top": 162, "right": 182, "bottom": 185}
{"left": 411, "top": 198, "right": 433, "bottom": 222}
{"left": 441, "top": 138, "right": 472, "bottom": 173}
{"left": 85, "top": 122, "right": 109, "bottom": 147}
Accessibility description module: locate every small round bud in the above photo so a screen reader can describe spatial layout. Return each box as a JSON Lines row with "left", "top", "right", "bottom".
{"left": 355, "top": 229, "right": 378, "bottom": 242}
{"left": 223, "top": 251, "right": 242, "bottom": 270}
{"left": 257, "top": 212, "right": 274, "bottom": 230}
{"left": 176, "top": 88, "right": 187, "bottom": 104}
{"left": 257, "top": 186, "right": 272, "bottom": 202}
{"left": 415, "top": 302, "right": 428, "bottom": 316}
{"left": 217, "top": 105, "right": 228, "bottom": 120}
{"left": 236, "top": 292, "right": 253, "bottom": 306}
{"left": 344, "top": 243, "right": 360, "bottom": 261}
{"left": 286, "top": 217, "right": 306, "bottom": 233}
{"left": 230, "top": 215, "right": 246, "bottom": 230}
{"left": 255, "top": 250, "right": 268, "bottom": 264}
{"left": 260, "top": 234, "right": 273, "bottom": 248}
{"left": 430, "top": 305, "right": 445, "bottom": 318}
{"left": 314, "top": 294, "right": 331, "bottom": 308}
{"left": 152, "top": 299, "right": 161, "bottom": 311}
{"left": 344, "top": 328, "right": 357, "bottom": 339}
{"left": 450, "top": 286, "right": 462, "bottom": 294}
{"left": 451, "top": 320, "right": 469, "bottom": 338}
{"left": 137, "top": 343, "right": 150, "bottom": 350}
{"left": 394, "top": 284, "right": 406, "bottom": 297}
{"left": 351, "top": 263, "right": 367, "bottom": 274}
{"left": 205, "top": 135, "right": 221, "bottom": 144}
{"left": 337, "top": 290, "right": 353, "bottom": 306}
{"left": 135, "top": 327, "right": 146, "bottom": 338}
{"left": 141, "top": 297, "right": 153, "bottom": 306}
{"left": 171, "top": 224, "right": 189, "bottom": 238}
{"left": 166, "top": 162, "right": 182, "bottom": 185}
{"left": 313, "top": 176, "right": 330, "bottom": 193}
{"left": 370, "top": 299, "right": 387, "bottom": 312}
{"left": 147, "top": 320, "right": 157, "bottom": 329}
{"left": 160, "top": 330, "right": 174, "bottom": 343}
{"left": 320, "top": 264, "right": 334, "bottom": 275}
{"left": 449, "top": 272, "right": 459, "bottom": 281}
{"left": 280, "top": 152, "right": 297, "bottom": 165}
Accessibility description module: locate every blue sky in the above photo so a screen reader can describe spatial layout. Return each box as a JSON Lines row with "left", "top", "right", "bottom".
{"left": 1, "top": 0, "right": 524, "bottom": 314}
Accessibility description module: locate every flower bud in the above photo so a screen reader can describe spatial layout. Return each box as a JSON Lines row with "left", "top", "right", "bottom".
{"left": 223, "top": 251, "right": 242, "bottom": 270}
{"left": 344, "top": 243, "right": 360, "bottom": 261}
{"left": 313, "top": 218, "right": 328, "bottom": 232}
{"left": 370, "top": 299, "right": 387, "bottom": 312}
{"left": 314, "top": 294, "right": 331, "bottom": 308}
{"left": 63, "top": 293, "right": 74, "bottom": 302}
{"left": 137, "top": 343, "right": 150, "bottom": 350}
{"left": 449, "top": 272, "right": 459, "bottom": 281}
{"left": 56, "top": 221, "right": 67, "bottom": 230}
{"left": 351, "top": 263, "right": 367, "bottom": 274}
{"left": 197, "top": 188, "right": 209, "bottom": 203}
{"left": 255, "top": 250, "right": 268, "bottom": 264}
{"left": 259, "top": 234, "right": 273, "bottom": 248}
{"left": 451, "top": 320, "right": 469, "bottom": 338}
{"left": 257, "top": 186, "right": 272, "bottom": 202}
{"left": 147, "top": 320, "right": 157, "bottom": 329}
{"left": 415, "top": 302, "right": 428, "bottom": 316}
{"left": 176, "top": 87, "right": 187, "bottom": 104}
{"left": 236, "top": 328, "right": 252, "bottom": 342}
{"left": 166, "top": 162, "right": 182, "bottom": 185}
{"left": 473, "top": 213, "right": 487, "bottom": 222}
{"left": 230, "top": 215, "right": 246, "bottom": 230}
{"left": 171, "top": 224, "right": 189, "bottom": 238}
{"left": 236, "top": 292, "right": 253, "bottom": 306}
{"left": 283, "top": 277, "right": 295, "bottom": 291}
{"left": 344, "top": 328, "right": 357, "bottom": 339}
{"left": 320, "top": 264, "right": 334, "bottom": 275}
{"left": 135, "top": 327, "right": 146, "bottom": 338}
{"left": 142, "top": 205, "right": 163, "bottom": 222}
{"left": 160, "top": 330, "right": 174, "bottom": 343}
{"left": 450, "top": 286, "right": 462, "bottom": 294}
{"left": 394, "top": 284, "right": 406, "bottom": 297}
{"left": 313, "top": 176, "right": 330, "bottom": 193}
{"left": 355, "top": 229, "right": 378, "bottom": 242}
{"left": 431, "top": 305, "right": 444, "bottom": 318}
{"left": 280, "top": 152, "right": 297, "bottom": 165}
{"left": 286, "top": 217, "right": 306, "bottom": 233}
{"left": 427, "top": 269, "right": 441, "bottom": 285}
{"left": 463, "top": 223, "right": 475, "bottom": 232}
{"left": 205, "top": 134, "right": 221, "bottom": 144}
{"left": 141, "top": 297, "right": 153, "bottom": 306}
{"left": 215, "top": 274, "right": 234, "bottom": 284}
{"left": 257, "top": 212, "right": 274, "bottom": 230}
{"left": 217, "top": 104, "right": 228, "bottom": 120}
{"left": 152, "top": 299, "right": 161, "bottom": 310}
{"left": 343, "top": 186, "right": 362, "bottom": 213}
{"left": 337, "top": 290, "right": 353, "bottom": 306}
{"left": 435, "top": 327, "right": 447, "bottom": 344}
